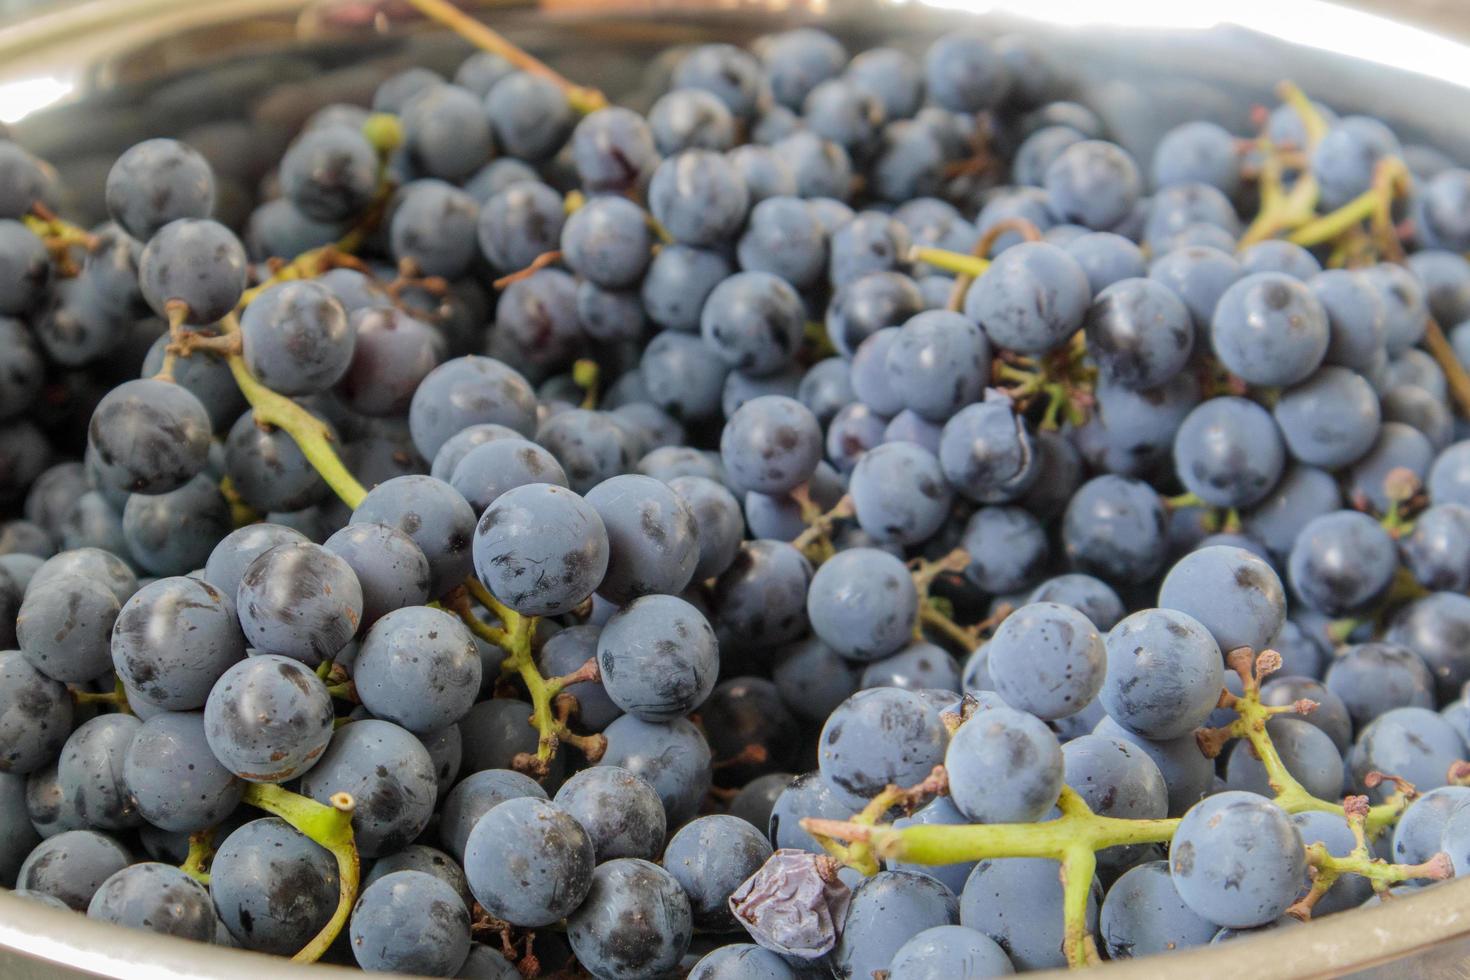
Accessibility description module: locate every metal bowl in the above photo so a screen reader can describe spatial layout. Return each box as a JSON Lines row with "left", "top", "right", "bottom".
{"left": 2, "top": 1, "right": 1470, "bottom": 976}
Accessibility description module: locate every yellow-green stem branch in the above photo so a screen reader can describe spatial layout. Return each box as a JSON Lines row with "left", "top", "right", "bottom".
{"left": 240, "top": 783, "right": 358, "bottom": 963}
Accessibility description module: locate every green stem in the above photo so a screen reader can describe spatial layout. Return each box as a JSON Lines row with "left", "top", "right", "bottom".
{"left": 240, "top": 783, "right": 358, "bottom": 963}
{"left": 1287, "top": 187, "right": 1380, "bottom": 247}
{"left": 906, "top": 245, "right": 989, "bottom": 278}
{"left": 179, "top": 828, "right": 215, "bottom": 885}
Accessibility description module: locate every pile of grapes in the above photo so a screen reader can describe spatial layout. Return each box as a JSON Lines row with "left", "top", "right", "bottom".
{"left": 6, "top": 3, "right": 1470, "bottom": 977}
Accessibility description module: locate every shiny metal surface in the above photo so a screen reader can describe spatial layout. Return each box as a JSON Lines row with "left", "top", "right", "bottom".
{"left": 1, "top": 1, "right": 1470, "bottom": 976}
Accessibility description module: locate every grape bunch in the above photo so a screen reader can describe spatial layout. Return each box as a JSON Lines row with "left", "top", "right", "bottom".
{"left": 2, "top": 7, "right": 1470, "bottom": 979}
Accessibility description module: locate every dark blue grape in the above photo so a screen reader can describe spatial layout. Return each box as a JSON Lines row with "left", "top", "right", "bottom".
{"left": 138, "top": 219, "right": 247, "bottom": 324}
{"left": 1093, "top": 716, "right": 1213, "bottom": 818}
{"left": 106, "top": 139, "right": 215, "bottom": 240}
{"left": 650, "top": 88, "right": 736, "bottom": 154}
{"left": 570, "top": 107, "right": 659, "bottom": 194}
{"left": 211, "top": 817, "right": 339, "bottom": 954}
{"left": 641, "top": 244, "right": 731, "bottom": 332}
{"left": 597, "top": 593, "right": 717, "bottom": 721}
{"left": 818, "top": 687, "right": 947, "bottom": 801}
{"left": 279, "top": 124, "right": 376, "bottom": 223}
{"left": 15, "top": 573, "right": 117, "bottom": 684}
{"left": 438, "top": 768, "right": 545, "bottom": 863}
{"left": 16, "top": 830, "right": 131, "bottom": 911}
{"left": 924, "top": 34, "right": 1007, "bottom": 112}
{"left": 1170, "top": 792, "right": 1304, "bottom": 929}
{"left": 87, "top": 862, "right": 215, "bottom": 942}
{"left": 1045, "top": 139, "right": 1141, "bottom": 230}
{"left": 964, "top": 242, "right": 1090, "bottom": 354}
{"left": 1308, "top": 269, "right": 1387, "bottom": 371}
{"left": 299, "top": 719, "right": 436, "bottom": 857}
{"left": 688, "top": 944, "right": 798, "bottom": 980}
{"left": 946, "top": 704, "right": 1063, "bottom": 823}
{"left": 484, "top": 72, "right": 573, "bottom": 161}
{"left": 663, "top": 814, "right": 771, "bottom": 930}
{"left": 535, "top": 409, "right": 637, "bottom": 494}
{"left": 1239, "top": 241, "right": 1322, "bottom": 281}
{"left": 54, "top": 714, "right": 140, "bottom": 831}
{"left": 123, "top": 710, "right": 241, "bottom": 832}
{"left": 112, "top": 575, "right": 244, "bottom": 709}
{"left": 1348, "top": 421, "right": 1434, "bottom": 514}
{"left": 960, "top": 857, "right": 1100, "bottom": 971}
{"left": 203, "top": 653, "right": 334, "bottom": 782}
{"left": 803, "top": 79, "right": 885, "bottom": 160}
{"left": 1349, "top": 707, "right": 1463, "bottom": 803}
{"left": 986, "top": 601, "right": 1105, "bottom": 720}
{"left": 805, "top": 547, "right": 917, "bottom": 662}
{"left": 464, "top": 796, "right": 593, "bottom": 927}
{"left": 1387, "top": 592, "right": 1470, "bottom": 700}
{"left": 401, "top": 84, "right": 493, "bottom": 182}
{"left": 390, "top": 180, "right": 480, "bottom": 279}
{"left": 832, "top": 870, "right": 959, "bottom": 980}
{"left": 1211, "top": 272, "right": 1329, "bottom": 387}
{"left": 349, "top": 869, "right": 471, "bottom": 975}
{"left": 1062, "top": 475, "right": 1168, "bottom": 583}
{"left": 1147, "top": 244, "right": 1241, "bottom": 336}
{"left": 727, "top": 144, "right": 800, "bottom": 204}
{"left": 1173, "top": 397, "right": 1285, "bottom": 509}
{"left": 236, "top": 541, "right": 362, "bottom": 663}
{"left": 353, "top": 606, "right": 479, "bottom": 732}
{"left": 352, "top": 474, "right": 478, "bottom": 597}
{"left": 597, "top": 714, "right": 711, "bottom": 827}
{"left": 1100, "top": 859, "right": 1218, "bottom": 959}
{"left": 1365, "top": 262, "right": 1428, "bottom": 356}
{"left": 224, "top": 408, "right": 332, "bottom": 512}
{"left": 322, "top": 522, "right": 431, "bottom": 629}
{"left": 565, "top": 858, "right": 692, "bottom": 980}
{"left": 1287, "top": 510, "right": 1397, "bottom": 616}
{"left": 848, "top": 441, "right": 951, "bottom": 545}
{"left": 119, "top": 473, "right": 229, "bottom": 575}
{"left": 1324, "top": 642, "right": 1434, "bottom": 729}
{"left": 1392, "top": 786, "right": 1470, "bottom": 868}
{"left": 476, "top": 180, "right": 564, "bottom": 273}
{"left": 649, "top": 150, "right": 749, "bottom": 247}
{"left": 1311, "top": 116, "right": 1402, "bottom": 210}
{"left": 1158, "top": 545, "right": 1285, "bottom": 656}
{"left": 560, "top": 195, "right": 652, "bottom": 289}
{"left": 1085, "top": 277, "right": 1193, "bottom": 390}
{"left": 87, "top": 377, "right": 212, "bottom": 496}
{"left": 1101, "top": 608, "right": 1223, "bottom": 739}
{"left": 472, "top": 482, "right": 608, "bottom": 617}
{"left": 202, "top": 523, "right": 308, "bottom": 602}
{"left": 1151, "top": 120, "right": 1240, "bottom": 195}
{"left": 762, "top": 28, "right": 848, "bottom": 110}
{"left": 338, "top": 305, "right": 443, "bottom": 417}
{"left": 1143, "top": 183, "right": 1240, "bottom": 253}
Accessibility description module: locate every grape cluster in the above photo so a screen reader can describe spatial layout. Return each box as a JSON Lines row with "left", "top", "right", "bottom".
{"left": 3, "top": 12, "right": 1470, "bottom": 980}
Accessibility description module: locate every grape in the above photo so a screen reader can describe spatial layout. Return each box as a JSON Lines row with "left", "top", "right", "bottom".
{"left": 1348, "top": 707, "right": 1463, "bottom": 803}
{"left": 119, "top": 473, "right": 229, "bottom": 575}
{"left": 702, "top": 677, "right": 803, "bottom": 782}
{"left": 885, "top": 923, "right": 1014, "bottom": 978}
{"left": 1084, "top": 277, "right": 1193, "bottom": 390}
{"left": 123, "top": 709, "right": 241, "bottom": 832}
{"left": 464, "top": 797, "right": 593, "bottom": 927}
{"left": 1278, "top": 367, "right": 1383, "bottom": 471}
{"left": 1073, "top": 372, "right": 1200, "bottom": 477}
{"left": 475, "top": 180, "right": 564, "bottom": 273}
{"left": 279, "top": 126, "right": 376, "bottom": 222}
{"left": 138, "top": 218, "right": 247, "bottom": 324}
{"left": 53, "top": 714, "right": 139, "bottom": 831}
{"left": 583, "top": 473, "right": 699, "bottom": 604}
{"left": 1225, "top": 717, "right": 1343, "bottom": 800}
{"left": 641, "top": 245, "right": 731, "bottom": 333}
{"left": 1159, "top": 545, "right": 1286, "bottom": 656}
{"left": 203, "top": 523, "right": 308, "bottom": 600}
{"left": 806, "top": 547, "right": 918, "bottom": 662}
{"left": 353, "top": 606, "right": 480, "bottom": 733}
{"left": 710, "top": 539, "right": 814, "bottom": 664}
{"left": 111, "top": 575, "right": 244, "bottom": 709}
{"left": 16, "top": 829, "right": 131, "bottom": 911}
{"left": 300, "top": 720, "right": 436, "bottom": 858}
{"left": 203, "top": 653, "right": 334, "bottom": 783}
{"left": 597, "top": 714, "right": 711, "bottom": 827}
{"left": 649, "top": 150, "right": 749, "bottom": 247}
{"left": 0, "top": 220, "right": 50, "bottom": 316}
{"left": 559, "top": 195, "right": 653, "bottom": 290}
{"left": 662, "top": 814, "right": 772, "bottom": 930}
{"left": 0, "top": 650, "right": 74, "bottom": 774}
{"left": 830, "top": 870, "right": 959, "bottom": 979}
{"left": 770, "top": 637, "right": 859, "bottom": 726}
{"left": 818, "top": 687, "right": 947, "bottom": 801}
{"left": 1266, "top": 618, "right": 1331, "bottom": 680}
{"left": 1063, "top": 733, "right": 1168, "bottom": 872}
{"left": 1061, "top": 475, "right": 1168, "bottom": 583}
{"left": 390, "top": 180, "right": 480, "bottom": 280}
{"left": 1174, "top": 397, "right": 1286, "bottom": 509}
{"left": 1241, "top": 465, "right": 1342, "bottom": 562}
{"left": 938, "top": 393, "right": 1040, "bottom": 505}
{"left": 946, "top": 705, "right": 1063, "bottom": 823}
{"left": 337, "top": 306, "right": 443, "bottom": 416}
{"left": 597, "top": 593, "right": 718, "bottom": 721}
{"left": 1308, "top": 269, "right": 1387, "bottom": 371}
{"left": 1101, "top": 608, "right": 1224, "bottom": 739}
{"left": 223, "top": 409, "right": 330, "bottom": 512}
{"left": 211, "top": 816, "right": 339, "bottom": 954}
{"left": 1045, "top": 139, "right": 1141, "bottom": 230}
{"left": 348, "top": 869, "right": 471, "bottom": 975}
{"left": 767, "top": 769, "right": 858, "bottom": 852}
{"left": 87, "top": 377, "right": 212, "bottom": 496}
{"left": 1349, "top": 421, "right": 1435, "bottom": 515}
{"left": 825, "top": 271, "right": 924, "bottom": 360}
{"left": 1287, "top": 510, "right": 1397, "bottom": 616}
{"left": 32, "top": 547, "right": 139, "bottom": 605}
{"left": 1170, "top": 792, "right": 1305, "bottom": 929}
{"left": 727, "top": 144, "right": 799, "bottom": 205}
{"left": 15, "top": 572, "right": 117, "bottom": 684}
{"left": 471, "top": 482, "right": 608, "bottom": 616}
{"left": 534, "top": 624, "right": 620, "bottom": 732}
{"left": 881, "top": 311, "right": 990, "bottom": 423}
{"left": 438, "top": 768, "right": 545, "bottom": 863}
{"left": 561, "top": 858, "right": 691, "bottom": 980}
{"left": 986, "top": 601, "right": 1105, "bottom": 721}
{"left": 106, "top": 139, "right": 215, "bottom": 240}
{"left": 1100, "top": 860, "right": 1217, "bottom": 959}
{"left": 484, "top": 71, "right": 573, "bottom": 160}
{"left": 1364, "top": 262, "right": 1429, "bottom": 356}
{"left": 1261, "top": 676, "right": 1352, "bottom": 753}
{"left": 323, "top": 522, "right": 431, "bottom": 628}
{"left": 960, "top": 857, "right": 1100, "bottom": 971}
{"left": 1093, "top": 716, "right": 1213, "bottom": 818}
{"left": 363, "top": 845, "right": 471, "bottom": 914}
{"left": 570, "top": 106, "right": 659, "bottom": 193}
{"left": 236, "top": 542, "right": 362, "bottom": 664}
{"left": 458, "top": 698, "right": 564, "bottom": 784}
{"left": 1393, "top": 786, "right": 1470, "bottom": 868}
{"left": 1151, "top": 120, "right": 1240, "bottom": 195}
{"left": 352, "top": 474, "right": 478, "bottom": 597}
{"left": 730, "top": 772, "right": 794, "bottom": 836}
{"left": 400, "top": 83, "right": 494, "bottom": 181}
{"left": 1147, "top": 246, "right": 1240, "bottom": 342}
{"left": 689, "top": 944, "right": 799, "bottom": 980}
{"left": 0, "top": 770, "right": 39, "bottom": 884}
{"left": 1144, "top": 183, "right": 1241, "bottom": 252}
{"left": 1407, "top": 248, "right": 1470, "bottom": 325}
{"left": 548, "top": 765, "right": 663, "bottom": 863}
{"left": 1386, "top": 592, "right": 1470, "bottom": 700}
{"left": 1324, "top": 642, "right": 1435, "bottom": 729}
{"left": 1311, "top": 116, "right": 1402, "bottom": 210}
{"left": 0, "top": 141, "right": 48, "bottom": 219}
{"left": 963, "top": 242, "right": 1090, "bottom": 354}
{"left": 87, "top": 862, "right": 215, "bottom": 943}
